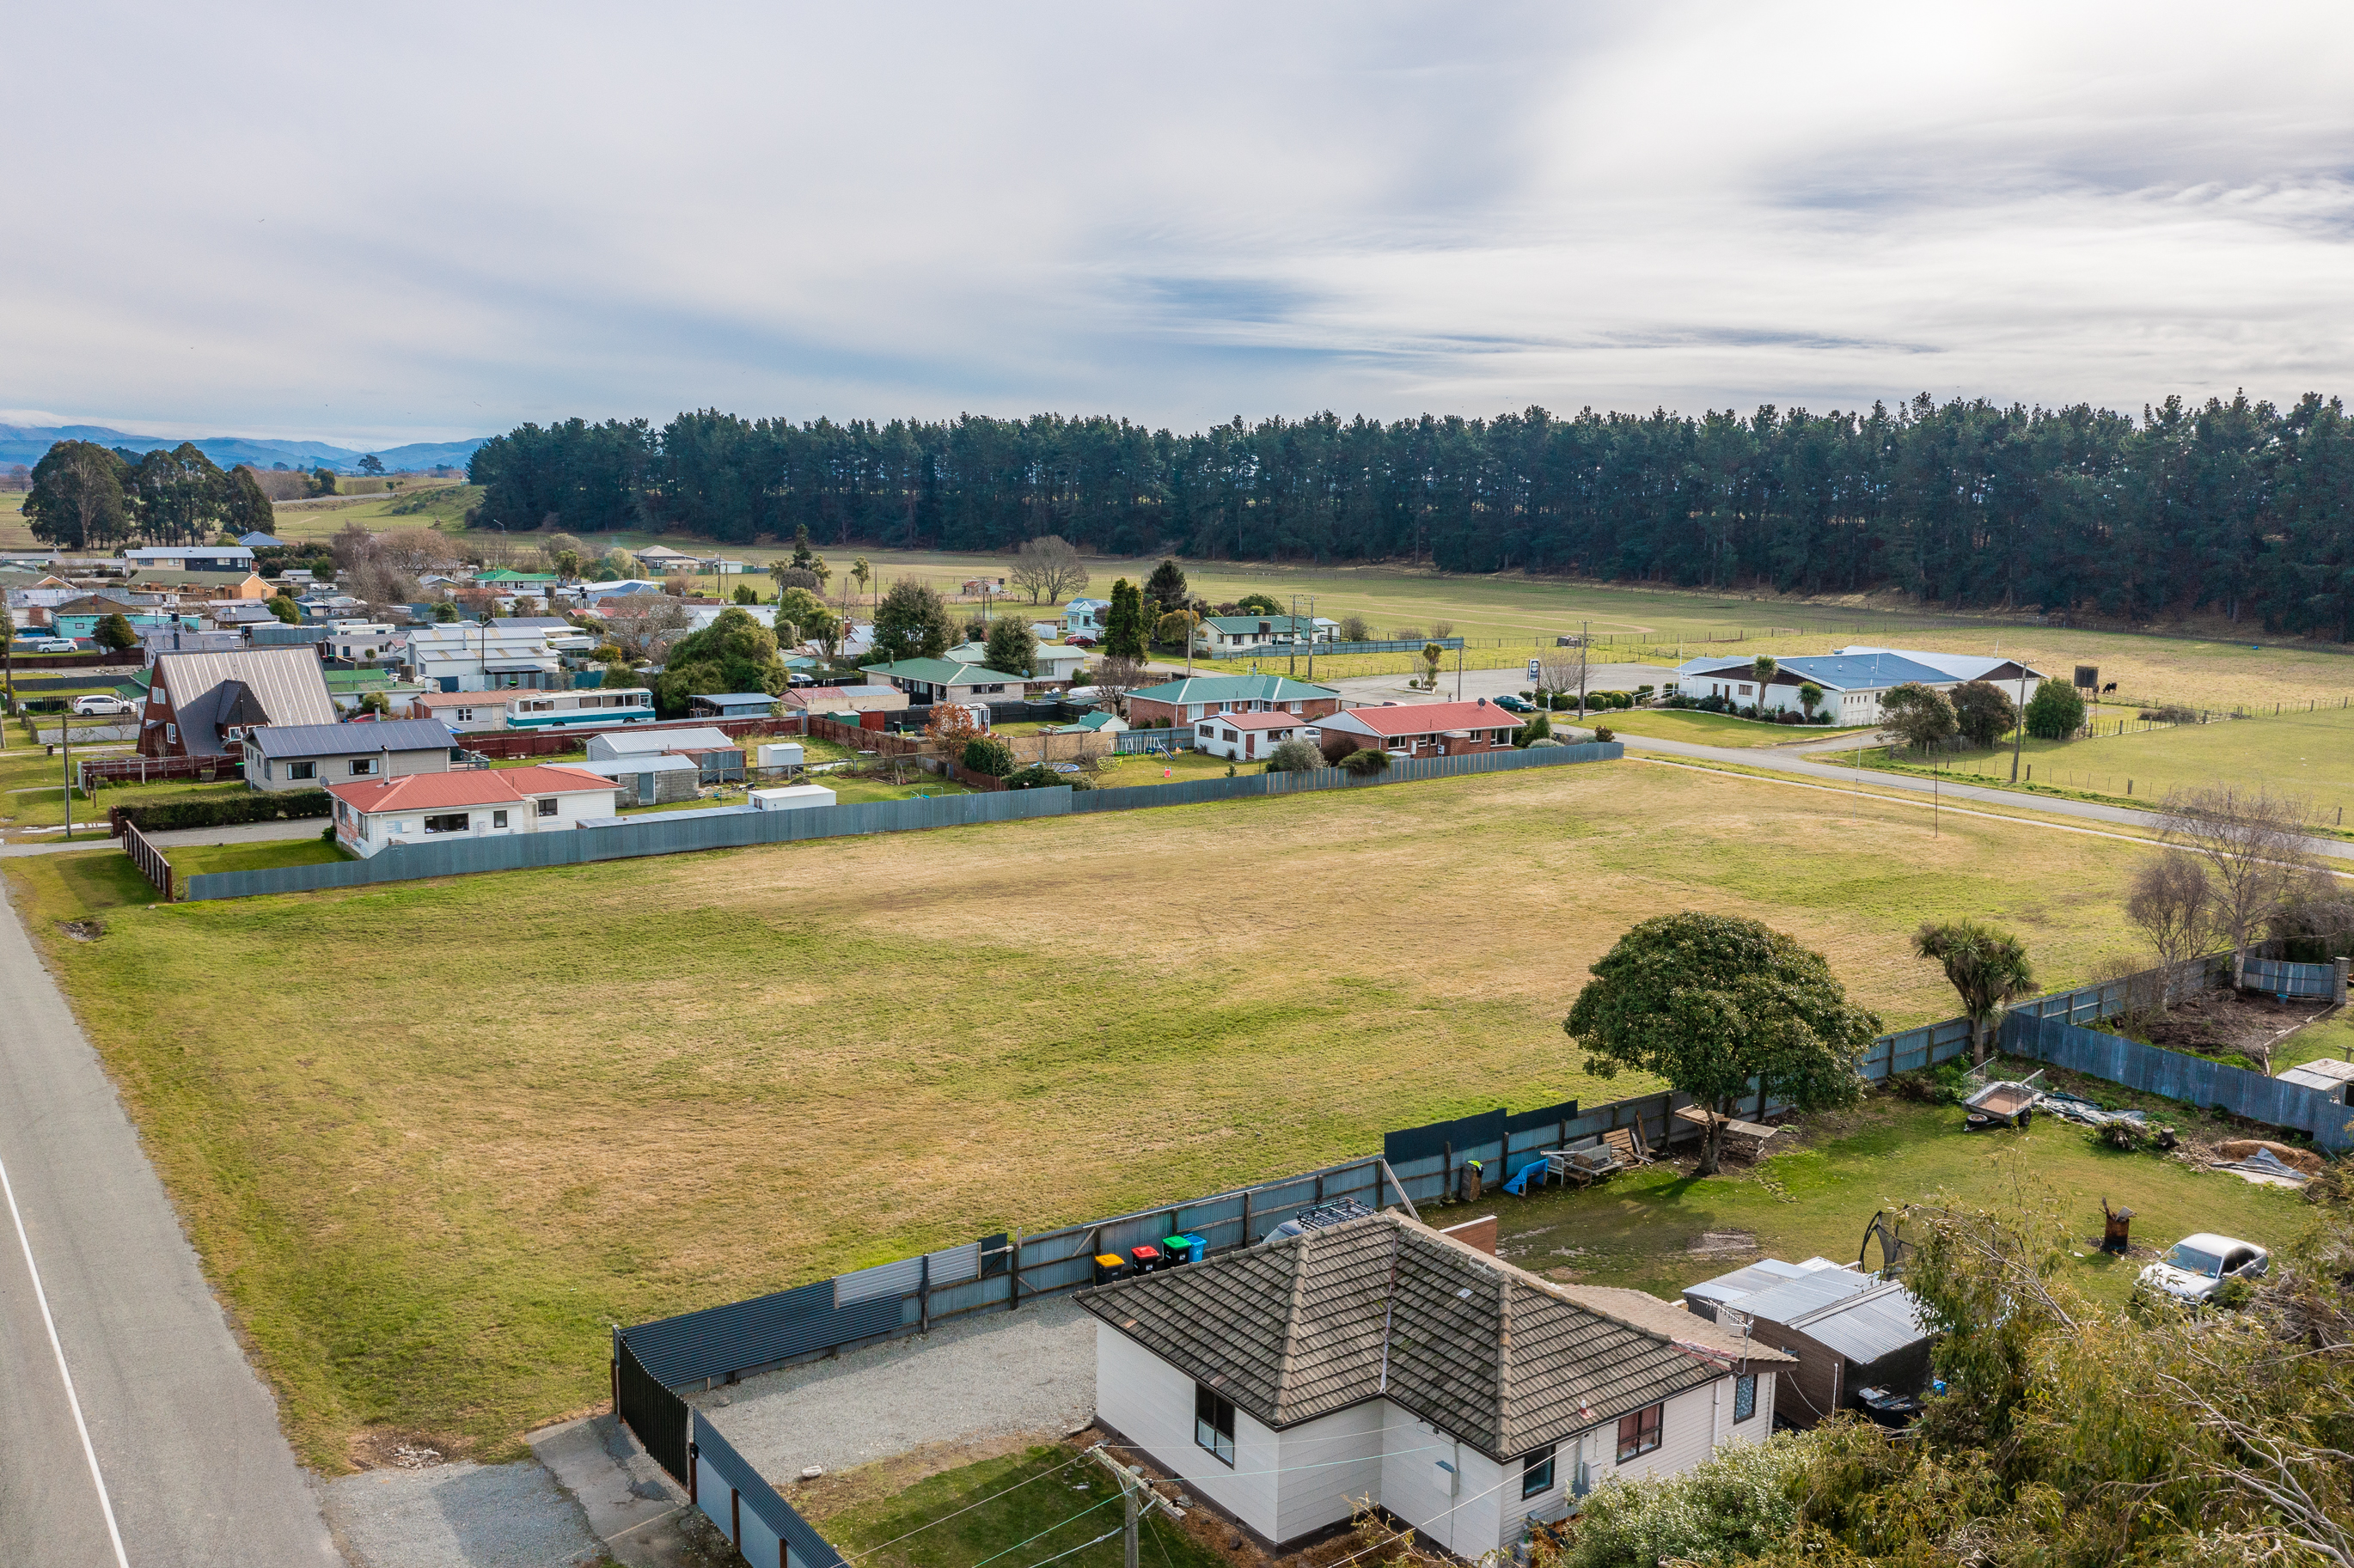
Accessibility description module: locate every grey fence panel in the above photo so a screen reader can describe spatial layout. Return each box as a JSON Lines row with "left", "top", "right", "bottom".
{"left": 834, "top": 1255, "right": 925, "bottom": 1306}
{"left": 1205, "top": 638, "right": 1466, "bottom": 659}
{"left": 2006, "top": 1014, "right": 2353, "bottom": 1150}
{"left": 1112, "top": 729, "right": 1196, "bottom": 754}
{"left": 925, "top": 1241, "right": 981, "bottom": 1288}
{"left": 694, "top": 1412, "right": 847, "bottom": 1568}
{"left": 2245, "top": 957, "right": 2343, "bottom": 998}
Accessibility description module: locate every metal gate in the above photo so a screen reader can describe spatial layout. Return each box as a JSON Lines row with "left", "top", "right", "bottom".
{"left": 614, "top": 1329, "right": 689, "bottom": 1485}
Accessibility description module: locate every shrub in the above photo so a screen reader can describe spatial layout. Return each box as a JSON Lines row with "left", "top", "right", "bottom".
{"left": 2140, "top": 704, "right": 2197, "bottom": 724}
{"left": 961, "top": 736, "right": 1018, "bottom": 777}
{"left": 1265, "top": 738, "right": 1322, "bottom": 772}
{"left": 1341, "top": 747, "right": 1391, "bottom": 776}
{"left": 1556, "top": 1431, "right": 1814, "bottom": 1568}
{"left": 1593, "top": 724, "right": 1615, "bottom": 742}
{"left": 1548, "top": 691, "right": 1571, "bottom": 711}
{"left": 113, "top": 790, "right": 332, "bottom": 832}
{"left": 1001, "top": 763, "right": 1059, "bottom": 790}
{"left": 1526, "top": 737, "right": 1563, "bottom": 748}
{"left": 1891, "top": 1060, "right": 1972, "bottom": 1104}
{"left": 1516, "top": 712, "right": 1552, "bottom": 747}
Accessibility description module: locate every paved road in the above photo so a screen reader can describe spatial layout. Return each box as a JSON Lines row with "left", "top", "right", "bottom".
{"left": 1620, "top": 733, "right": 2354, "bottom": 865}
{"left": 1328, "top": 661, "right": 1676, "bottom": 705}
{"left": 0, "top": 886, "right": 342, "bottom": 1565}
{"left": 3, "top": 818, "right": 327, "bottom": 857}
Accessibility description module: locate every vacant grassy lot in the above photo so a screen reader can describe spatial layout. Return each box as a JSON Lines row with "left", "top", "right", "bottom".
{"left": 1590, "top": 709, "right": 1876, "bottom": 749}
{"left": 1867, "top": 706, "right": 2354, "bottom": 827}
{"left": 815, "top": 1445, "right": 1222, "bottom": 1568}
{"left": 168, "top": 838, "right": 348, "bottom": 892}
{"left": 0, "top": 745, "right": 256, "bottom": 835}
{"left": 1505, "top": 1095, "right": 2308, "bottom": 1314}
{"left": 4, "top": 758, "right": 2188, "bottom": 1467}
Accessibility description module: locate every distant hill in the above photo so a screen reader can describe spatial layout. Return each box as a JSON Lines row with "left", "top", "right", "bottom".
{"left": 0, "top": 424, "right": 492, "bottom": 473}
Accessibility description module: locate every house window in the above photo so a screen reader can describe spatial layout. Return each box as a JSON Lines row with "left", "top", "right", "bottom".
{"left": 1195, "top": 1386, "right": 1235, "bottom": 1467}
{"left": 350, "top": 758, "right": 376, "bottom": 776}
{"left": 289, "top": 760, "right": 316, "bottom": 780}
{"left": 1520, "top": 1444, "right": 1556, "bottom": 1499}
{"left": 423, "top": 813, "right": 469, "bottom": 834}
{"left": 492, "top": 810, "right": 509, "bottom": 828}
{"left": 536, "top": 796, "right": 559, "bottom": 817}
{"left": 1733, "top": 1375, "right": 1758, "bottom": 1423}
{"left": 1617, "top": 1402, "right": 1663, "bottom": 1461}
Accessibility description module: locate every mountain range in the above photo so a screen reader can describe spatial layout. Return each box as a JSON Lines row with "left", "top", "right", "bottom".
{"left": 0, "top": 423, "right": 492, "bottom": 473}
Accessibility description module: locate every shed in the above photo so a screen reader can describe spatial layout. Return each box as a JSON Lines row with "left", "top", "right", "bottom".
{"left": 1684, "top": 1261, "right": 1934, "bottom": 1426}
{"left": 2278, "top": 1058, "right": 2354, "bottom": 1106}
{"left": 569, "top": 753, "right": 702, "bottom": 806}
{"left": 587, "top": 726, "right": 734, "bottom": 760}
{"left": 749, "top": 784, "right": 836, "bottom": 811}
{"left": 688, "top": 692, "right": 781, "bottom": 719}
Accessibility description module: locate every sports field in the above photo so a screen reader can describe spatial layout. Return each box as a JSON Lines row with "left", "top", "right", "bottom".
{"left": 9, "top": 759, "right": 2184, "bottom": 1467}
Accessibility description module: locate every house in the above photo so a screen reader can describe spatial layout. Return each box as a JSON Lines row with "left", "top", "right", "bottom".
{"left": 326, "top": 765, "right": 619, "bottom": 858}
{"left": 1194, "top": 614, "right": 1332, "bottom": 652}
{"left": 1078, "top": 1211, "right": 1788, "bottom": 1556}
{"left": 688, "top": 692, "right": 781, "bottom": 720}
{"left": 50, "top": 595, "right": 190, "bottom": 641}
{"left": 1672, "top": 648, "right": 2046, "bottom": 725}
{"left": 1124, "top": 674, "right": 1341, "bottom": 730}
{"left": 1310, "top": 699, "right": 1521, "bottom": 759}
{"left": 139, "top": 646, "right": 339, "bottom": 759}
{"left": 584, "top": 725, "right": 743, "bottom": 781}
{"left": 122, "top": 545, "right": 257, "bottom": 574}
{"left": 326, "top": 622, "right": 409, "bottom": 664}
{"left": 120, "top": 568, "right": 273, "bottom": 601}
{"left": 782, "top": 684, "right": 908, "bottom": 717}
{"left": 1061, "top": 598, "right": 1110, "bottom": 638}
{"left": 142, "top": 628, "right": 246, "bottom": 659}
{"left": 245, "top": 718, "right": 458, "bottom": 793}
{"left": 859, "top": 657, "right": 1035, "bottom": 705}
{"left": 236, "top": 532, "right": 290, "bottom": 550}
{"left": 1194, "top": 708, "right": 1312, "bottom": 762}
{"left": 945, "top": 642, "right": 1087, "bottom": 683}
{"left": 1680, "top": 1260, "right": 1935, "bottom": 1427}
{"left": 407, "top": 690, "right": 511, "bottom": 734}
{"left": 1048, "top": 710, "right": 1127, "bottom": 736}
{"left": 632, "top": 546, "right": 705, "bottom": 573}
{"left": 205, "top": 601, "right": 282, "bottom": 628}
{"left": 569, "top": 753, "right": 703, "bottom": 806}
{"left": 407, "top": 621, "right": 568, "bottom": 692}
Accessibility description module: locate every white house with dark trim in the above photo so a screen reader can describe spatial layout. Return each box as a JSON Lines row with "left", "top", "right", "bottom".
{"left": 1672, "top": 648, "right": 2044, "bottom": 725}
{"left": 1076, "top": 1211, "right": 1788, "bottom": 1556}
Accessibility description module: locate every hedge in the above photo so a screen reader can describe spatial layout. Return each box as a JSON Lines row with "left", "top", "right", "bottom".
{"left": 111, "top": 790, "right": 333, "bottom": 833}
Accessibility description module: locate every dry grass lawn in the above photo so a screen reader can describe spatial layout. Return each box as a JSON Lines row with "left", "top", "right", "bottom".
{"left": 9, "top": 759, "right": 2171, "bottom": 1467}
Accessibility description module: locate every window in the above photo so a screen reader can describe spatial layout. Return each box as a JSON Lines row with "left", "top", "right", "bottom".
{"left": 1733, "top": 1375, "right": 1758, "bottom": 1423}
{"left": 1520, "top": 1444, "right": 1556, "bottom": 1499}
{"left": 536, "top": 796, "right": 559, "bottom": 817}
{"left": 350, "top": 758, "right": 376, "bottom": 776}
{"left": 492, "top": 810, "right": 509, "bottom": 828}
{"left": 423, "top": 813, "right": 470, "bottom": 834}
{"left": 289, "top": 760, "right": 316, "bottom": 780}
{"left": 1617, "top": 1403, "right": 1662, "bottom": 1461}
{"left": 1195, "top": 1386, "right": 1235, "bottom": 1466}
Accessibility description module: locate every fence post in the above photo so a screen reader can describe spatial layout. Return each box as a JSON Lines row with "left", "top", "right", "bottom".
{"left": 919, "top": 1252, "right": 931, "bottom": 1334}
{"left": 1008, "top": 1232, "right": 1020, "bottom": 1312}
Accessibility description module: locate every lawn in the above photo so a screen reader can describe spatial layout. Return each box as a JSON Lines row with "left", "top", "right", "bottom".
{"left": 1501, "top": 1095, "right": 2309, "bottom": 1315}
{"left": 1589, "top": 708, "right": 1876, "bottom": 749}
{"left": 1862, "top": 705, "right": 2354, "bottom": 828}
{"left": 167, "top": 837, "right": 350, "bottom": 894}
{"left": 1086, "top": 748, "right": 1235, "bottom": 787}
{"left": 0, "top": 743, "right": 253, "bottom": 834}
{"left": 2272, "top": 1010, "right": 2354, "bottom": 1073}
{"left": 0, "top": 753, "right": 2217, "bottom": 1467}
{"left": 812, "top": 1445, "right": 1222, "bottom": 1568}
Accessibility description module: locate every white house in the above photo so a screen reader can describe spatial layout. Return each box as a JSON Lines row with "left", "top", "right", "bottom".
{"left": 1672, "top": 648, "right": 2044, "bottom": 725}
{"left": 1193, "top": 613, "right": 1336, "bottom": 652}
{"left": 326, "top": 621, "right": 408, "bottom": 664}
{"left": 1193, "top": 708, "right": 1312, "bottom": 762}
{"left": 1078, "top": 1211, "right": 1788, "bottom": 1556}
{"left": 1061, "top": 598, "right": 1110, "bottom": 638}
{"left": 325, "top": 764, "right": 618, "bottom": 857}
{"left": 946, "top": 642, "right": 1087, "bottom": 683}
{"left": 408, "top": 621, "right": 570, "bottom": 692}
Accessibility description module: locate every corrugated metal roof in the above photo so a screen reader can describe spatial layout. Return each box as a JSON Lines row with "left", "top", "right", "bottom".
{"left": 1723, "top": 1268, "right": 1874, "bottom": 1325}
{"left": 589, "top": 727, "right": 733, "bottom": 758}
{"left": 1782, "top": 1280, "right": 1932, "bottom": 1364}
{"left": 247, "top": 719, "right": 454, "bottom": 759}
{"left": 154, "top": 647, "right": 337, "bottom": 753}
{"left": 1682, "top": 1258, "right": 1825, "bottom": 1309}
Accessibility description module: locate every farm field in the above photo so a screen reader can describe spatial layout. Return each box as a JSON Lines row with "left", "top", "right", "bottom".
{"left": 1865, "top": 705, "right": 2354, "bottom": 827}
{"left": 9, "top": 758, "right": 2184, "bottom": 1467}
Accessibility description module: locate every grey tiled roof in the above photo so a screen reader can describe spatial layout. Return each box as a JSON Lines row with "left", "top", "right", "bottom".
{"left": 1076, "top": 1213, "right": 1789, "bottom": 1461}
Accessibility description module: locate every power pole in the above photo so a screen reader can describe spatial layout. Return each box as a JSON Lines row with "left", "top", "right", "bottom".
{"left": 1577, "top": 619, "right": 1589, "bottom": 719}
{"left": 1288, "top": 595, "right": 1298, "bottom": 678}
{"left": 1305, "top": 596, "right": 1316, "bottom": 683}
{"left": 1089, "top": 1449, "right": 1181, "bottom": 1568}
{"left": 1455, "top": 639, "right": 1463, "bottom": 701}
{"left": 2009, "top": 671, "right": 2026, "bottom": 784}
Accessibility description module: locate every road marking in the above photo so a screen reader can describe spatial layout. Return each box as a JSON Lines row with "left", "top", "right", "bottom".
{"left": 0, "top": 1150, "right": 131, "bottom": 1568}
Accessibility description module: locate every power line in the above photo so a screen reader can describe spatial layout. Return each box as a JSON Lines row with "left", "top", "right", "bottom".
{"left": 965, "top": 1488, "right": 1126, "bottom": 1568}
{"left": 1008, "top": 1523, "right": 1126, "bottom": 1568}
{"left": 841, "top": 1446, "right": 1103, "bottom": 1561}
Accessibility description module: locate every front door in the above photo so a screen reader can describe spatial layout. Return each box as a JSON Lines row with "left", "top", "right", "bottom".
{"left": 1246, "top": 733, "right": 1257, "bottom": 757}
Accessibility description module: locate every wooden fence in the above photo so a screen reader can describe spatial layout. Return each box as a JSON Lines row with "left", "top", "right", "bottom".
{"left": 121, "top": 821, "right": 173, "bottom": 901}
{"left": 80, "top": 753, "right": 244, "bottom": 789}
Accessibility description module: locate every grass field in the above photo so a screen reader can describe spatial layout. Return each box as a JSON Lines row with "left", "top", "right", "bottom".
{"left": 167, "top": 838, "right": 349, "bottom": 892}
{"left": 4, "top": 758, "right": 2201, "bottom": 1468}
{"left": 1862, "top": 705, "right": 2354, "bottom": 827}
{"left": 815, "top": 1446, "right": 1222, "bottom": 1568}
{"left": 1587, "top": 709, "right": 1876, "bottom": 749}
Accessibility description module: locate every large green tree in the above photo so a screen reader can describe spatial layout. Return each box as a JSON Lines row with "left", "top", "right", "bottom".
{"left": 1948, "top": 679, "right": 2018, "bottom": 747}
{"left": 1102, "top": 577, "right": 1146, "bottom": 660}
{"left": 1144, "top": 557, "right": 1188, "bottom": 608}
{"left": 982, "top": 615, "right": 1036, "bottom": 676}
{"left": 650, "top": 607, "right": 786, "bottom": 716}
{"left": 772, "top": 587, "right": 840, "bottom": 656}
{"left": 127, "top": 443, "right": 232, "bottom": 546}
{"left": 25, "top": 441, "right": 130, "bottom": 551}
{"left": 872, "top": 577, "right": 954, "bottom": 662}
{"left": 1912, "top": 919, "right": 2035, "bottom": 1063}
{"left": 226, "top": 466, "right": 277, "bottom": 537}
{"left": 1880, "top": 681, "right": 1958, "bottom": 752}
{"left": 1563, "top": 912, "right": 1880, "bottom": 1174}
{"left": 2023, "top": 678, "right": 2086, "bottom": 740}
{"left": 94, "top": 613, "right": 139, "bottom": 651}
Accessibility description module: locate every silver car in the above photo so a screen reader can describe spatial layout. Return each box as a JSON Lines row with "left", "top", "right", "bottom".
{"left": 2137, "top": 1232, "right": 2269, "bottom": 1304}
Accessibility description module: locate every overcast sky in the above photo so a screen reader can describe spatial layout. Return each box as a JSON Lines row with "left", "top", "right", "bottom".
{"left": 7, "top": 2, "right": 2353, "bottom": 446}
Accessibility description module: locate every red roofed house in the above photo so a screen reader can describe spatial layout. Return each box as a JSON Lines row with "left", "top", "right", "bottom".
{"left": 1193, "top": 708, "right": 1313, "bottom": 762}
{"left": 326, "top": 764, "right": 619, "bottom": 857}
{"left": 1310, "top": 699, "right": 1521, "bottom": 759}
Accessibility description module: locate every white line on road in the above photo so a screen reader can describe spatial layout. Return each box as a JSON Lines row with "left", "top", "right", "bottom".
{"left": 0, "top": 1149, "right": 131, "bottom": 1568}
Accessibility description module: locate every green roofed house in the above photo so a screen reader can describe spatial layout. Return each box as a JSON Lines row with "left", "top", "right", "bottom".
{"left": 1125, "top": 674, "right": 1340, "bottom": 730}
{"left": 474, "top": 570, "right": 561, "bottom": 586}
{"left": 1047, "top": 709, "right": 1127, "bottom": 735}
{"left": 1195, "top": 613, "right": 1336, "bottom": 652}
{"left": 859, "top": 657, "right": 1037, "bottom": 705}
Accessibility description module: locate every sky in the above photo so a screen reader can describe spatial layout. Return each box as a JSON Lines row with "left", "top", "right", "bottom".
{"left": 6, "top": 1, "right": 2354, "bottom": 447}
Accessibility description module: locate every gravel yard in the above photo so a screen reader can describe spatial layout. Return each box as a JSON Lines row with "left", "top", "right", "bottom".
{"left": 323, "top": 1459, "right": 605, "bottom": 1568}
{"left": 694, "top": 1296, "right": 1096, "bottom": 1479}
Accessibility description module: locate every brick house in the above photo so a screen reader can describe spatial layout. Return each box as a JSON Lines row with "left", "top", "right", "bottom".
{"left": 1310, "top": 698, "right": 1521, "bottom": 758}
{"left": 1124, "top": 674, "right": 1340, "bottom": 730}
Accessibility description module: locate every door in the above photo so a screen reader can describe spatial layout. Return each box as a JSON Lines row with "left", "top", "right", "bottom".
{"left": 1246, "top": 733, "right": 1257, "bottom": 757}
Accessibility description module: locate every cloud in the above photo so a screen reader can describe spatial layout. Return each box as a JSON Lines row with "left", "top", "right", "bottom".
{"left": 3, "top": 0, "right": 2352, "bottom": 442}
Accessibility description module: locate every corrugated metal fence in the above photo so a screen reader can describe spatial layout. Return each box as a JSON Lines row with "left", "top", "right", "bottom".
{"left": 2006, "top": 1011, "right": 2354, "bottom": 1150}
{"left": 182, "top": 742, "right": 1623, "bottom": 900}
{"left": 1203, "top": 637, "right": 1466, "bottom": 660}
{"left": 2244, "top": 956, "right": 2348, "bottom": 1000}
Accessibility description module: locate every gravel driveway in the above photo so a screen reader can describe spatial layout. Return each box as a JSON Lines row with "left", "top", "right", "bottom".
{"left": 323, "top": 1460, "right": 605, "bottom": 1568}
{"left": 694, "top": 1296, "right": 1096, "bottom": 1478}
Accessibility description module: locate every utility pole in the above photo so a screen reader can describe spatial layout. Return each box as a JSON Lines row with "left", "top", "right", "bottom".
{"left": 2009, "top": 670, "right": 2026, "bottom": 784}
{"left": 62, "top": 713, "right": 72, "bottom": 840}
{"left": 1305, "top": 595, "right": 1316, "bottom": 684}
{"left": 1288, "top": 594, "right": 1298, "bottom": 678}
{"left": 1089, "top": 1449, "right": 1181, "bottom": 1568}
{"left": 1455, "top": 639, "right": 1463, "bottom": 701}
{"left": 1577, "top": 619, "right": 1589, "bottom": 719}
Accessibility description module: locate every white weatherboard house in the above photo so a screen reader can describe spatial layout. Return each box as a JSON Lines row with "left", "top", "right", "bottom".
{"left": 1077, "top": 1211, "right": 1787, "bottom": 1555}
{"left": 1672, "top": 647, "right": 2045, "bottom": 725}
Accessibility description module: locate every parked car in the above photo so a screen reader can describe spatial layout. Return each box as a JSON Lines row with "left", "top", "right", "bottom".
{"left": 1065, "top": 635, "right": 1097, "bottom": 649}
{"left": 70, "top": 695, "right": 134, "bottom": 716}
{"left": 31, "top": 638, "right": 79, "bottom": 654}
{"left": 2137, "top": 1232, "right": 2269, "bottom": 1304}
{"left": 1494, "top": 693, "right": 1536, "bottom": 713}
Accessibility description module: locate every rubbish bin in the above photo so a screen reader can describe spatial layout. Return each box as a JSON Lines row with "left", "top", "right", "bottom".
{"left": 1178, "top": 1233, "right": 1208, "bottom": 1264}
{"left": 1162, "top": 1234, "right": 1196, "bottom": 1266}
{"left": 1128, "top": 1242, "right": 1163, "bottom": 1272}
{"left": 1093, "top": 1254, "right": 1128, "bottom": 1285}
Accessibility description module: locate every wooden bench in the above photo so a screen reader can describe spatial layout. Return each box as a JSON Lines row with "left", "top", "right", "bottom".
{"left": 1672, "top": 1106, "right": 1781, "bottom": 1162}
{"left": 1603, "top": 1124, "right": 1656, "bottom": 1167}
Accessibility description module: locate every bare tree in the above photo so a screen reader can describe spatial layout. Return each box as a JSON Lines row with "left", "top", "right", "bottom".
{"left": 2156, "top": 784, "right": 2319, "bottom": 988}
{"left": 1092, "top": 655, "right": 1152, "bottom": 705}
{"left": 2124, "top": 851, "right": 2220, "bottom": 1012}
{"left": 1537, "top": 653, "right": 1581, "bottom": 697}
{"left": 604, "top": 599, "right": 691, "bottom": 662}
{"left": 347, "top": 558, "right": 422, "bottom": 612}
{"left": 1010, "top": 535, "right": 1088, "bottom": 604}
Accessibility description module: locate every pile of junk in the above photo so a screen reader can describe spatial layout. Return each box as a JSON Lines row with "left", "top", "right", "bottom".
{"left": 1960, "top": 1067, "right": 2179, "bottom": 1149}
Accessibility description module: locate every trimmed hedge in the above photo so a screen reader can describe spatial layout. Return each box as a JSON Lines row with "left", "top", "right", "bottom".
{"left": 112, "top": 790, "right": 332, "bottom": 833}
